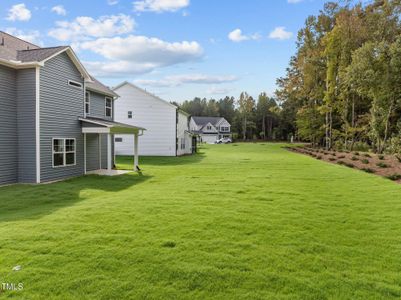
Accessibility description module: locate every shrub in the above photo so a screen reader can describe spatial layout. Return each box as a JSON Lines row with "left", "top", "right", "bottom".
{"left": 361, "top": 159, "right": 369, "bottom": 164}
{"left": 386, "top": 174, "right": 401, "bottom": 181}
{"left": 329, "top": 157, "right": 336, "bottom": 161}
{"left": 316, "top": 155, "right": 322, "bottom": 160}
{"left": 353, "top": 152, "right": 360, "bottom": 156}
{"left": 378, "top": 155, "right": 385, "bottom": 160}
{"left": 362, "top": 168, "right": 375, "bottom": 173}
{"left": 331, "top": 153, "right": 337, "bottom": 156}
{"left": 351, "top": 156, "right": 359, "bottom": 161}
{"left": 338, "top": 155, "right": 346, "bottom": 159}
{"left": 396, "top": 155, "right": 401, "bottom": 163}
{"left": 344, "top": 162, "right": 355, "bottom": 168}
{"left": 376, "top": 162, "right": 389, "bottom": 168}
{"left": 364, "top": 153, "right": 372, "bottom": 158}
{"left": 337, "top": 161, "right": 345, "bottom": 166}
{"left": 353, "top": 142, "right": 370, "bottom": 152}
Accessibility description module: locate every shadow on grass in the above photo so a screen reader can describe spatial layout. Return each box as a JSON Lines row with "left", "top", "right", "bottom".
{"left": 0, "top": 173, "right": 151, "bottom": 223}
{"left": 117, "top": 152, "right": 206, "bottom": 168}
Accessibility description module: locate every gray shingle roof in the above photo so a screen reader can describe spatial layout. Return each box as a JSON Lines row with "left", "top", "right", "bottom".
{"left": 0, "top": 31, "right": 40, "bottom": 61}
{"left": 16, "top": 46, "right": 68, "bottom": 62}
{"left": 0, "top": 31, "right": 116, "bottom": 98}
{"left": 191, "top": 116, "right": 224, "bottom": 127}
{"left": 86, "top": 77, "right": 119, "bottom": 98}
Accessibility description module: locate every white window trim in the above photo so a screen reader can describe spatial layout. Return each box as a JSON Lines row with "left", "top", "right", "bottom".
{"left": 105, "top": 97, "right": 113, "bottom": 118}
{"left": 68, "top": 80, "right": 83, "bottom": 90}
{"left": 52, "top": 138, "right": 77, "bottom": 168}
{"left": 85, "top": 91, "right": 90, "bottom": 115}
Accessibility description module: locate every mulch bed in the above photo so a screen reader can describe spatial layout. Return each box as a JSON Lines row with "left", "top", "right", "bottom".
{"left": 287, "top": 146, "right": 401, "bottom": 184}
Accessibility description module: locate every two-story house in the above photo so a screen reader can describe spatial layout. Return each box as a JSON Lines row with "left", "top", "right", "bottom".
{"left": 190, "top": 116, "right": 231, "bottom": 144}
{"left": 0, "top": 31, "right": 144, "bottom": 185}
{"left": 113, "top": 81, "right": 194, "bottom": 156}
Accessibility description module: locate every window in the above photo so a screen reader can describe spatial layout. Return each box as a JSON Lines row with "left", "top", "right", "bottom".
{"left": 221, "top": 126, "right": 229, "bottom": 132}
{"left": 207, "top": 125, "right": 212, "bottom": 130}
{"left": 105, "top": 97, "right": 112, "bottom": 117}
{"left": 115, "top": 137, "right": 123, "bottom": 142}
{"left": 68, "top": 80, "right": 82, "bottom": 89}
{"left": 53, "top": 138, "right": 75, "bottom": 167}
{"left": 181, "top": 138, "right": 185, "bottom": 150}
{"left": 128, "top": 111, "right": 133, "bottom": 119}
{"left": 85, "top": 92, "right": 90, "bottom": 115}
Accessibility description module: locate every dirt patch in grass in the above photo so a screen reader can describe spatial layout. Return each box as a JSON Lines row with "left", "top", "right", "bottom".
{"left": 287, "top": 146, "right": 401, "bottom": 184}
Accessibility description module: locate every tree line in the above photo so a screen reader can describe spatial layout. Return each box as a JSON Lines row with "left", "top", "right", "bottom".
{"left": 177, "top": 1, "right": 401, "bottom": 153}
{"left": 176, "top": 93, "right": 286, "bottom": 141}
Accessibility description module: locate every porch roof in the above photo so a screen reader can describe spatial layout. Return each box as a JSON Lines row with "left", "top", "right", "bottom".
{"left": 79, "top": 117, "right": 146, "bottom": 134}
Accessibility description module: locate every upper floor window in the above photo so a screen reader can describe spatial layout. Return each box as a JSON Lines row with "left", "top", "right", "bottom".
{"left": 53, "top": 138, "right": 76, "bottom": 167}
{"left": 68, "top": 80, "right": 82, "bottom": 89}
{"left": 220, "top": 126, "right": 229, "bottom": 132}
{"left": 128, "top": 111, "right": 133, "bottom": 119}
{"left": 85, "top": 92, "right": 90, "bottom": 115}
{"left": 207, "top": 125, "right": 212, "bottom": 130}
{"left": 105, "top": 97, "right": 112, "bottom": 117}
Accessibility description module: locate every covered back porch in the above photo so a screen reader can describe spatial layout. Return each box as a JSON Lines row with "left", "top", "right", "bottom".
{"left": 79, "top": 117, "right": 145, "bottom": 175}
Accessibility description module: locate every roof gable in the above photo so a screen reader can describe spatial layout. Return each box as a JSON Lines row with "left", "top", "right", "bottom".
{"left": 191, "top": 116, "right": 225, "bottom": 127}
{"left": 113, "top": 81, "right": 178, "bottom": 109}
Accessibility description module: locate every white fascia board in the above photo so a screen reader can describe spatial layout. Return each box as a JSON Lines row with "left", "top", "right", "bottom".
{"left": 82, "top": 127, "right": 110, "bottom": 134}
{"left": 42, "top": 47, "right": 92, "bottom": 81}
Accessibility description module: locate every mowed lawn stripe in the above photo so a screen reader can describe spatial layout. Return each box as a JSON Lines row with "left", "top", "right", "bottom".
{"left": 0, "top": 143, "right": 401, "bottom": 299}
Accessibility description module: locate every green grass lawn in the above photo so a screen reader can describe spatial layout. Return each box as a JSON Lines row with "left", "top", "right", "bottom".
{"left": 1, "top": 143, "right": 401, "bottom": 299}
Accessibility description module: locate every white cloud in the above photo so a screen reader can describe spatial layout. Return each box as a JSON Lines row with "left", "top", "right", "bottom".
{"left": 6, "top": 3, "right": 31, "bottom": 21}
{"left": 135, "top": 74, "right": 238, "bottom": 87}
{"left": 269, "top": 27, "right": 293, "bottom": 40}
{"left": 108, "top": 0, "right": 119, "bottom": 4}
{"left": 134, "top": 0, "right": 190, "bottom": 12}
{"left": 48, "top": 14, "right": 135, "bottom": 41}
{"left": 80, "top": 35, "right": 203, "bottom": 77}
{"left": 5, "top": 27, "right": 41, "bottom": 45}
{"left": 228, "top": 28, "right": 260, "bottom": 42}
{"left": 288, "top": 0, "right": 303, "bottom": 3}
{"left": 207, "top": 86, "right": 233, "bottom": 95}
{"left": 51, "top": 5, "right": 67, "bottom": 16}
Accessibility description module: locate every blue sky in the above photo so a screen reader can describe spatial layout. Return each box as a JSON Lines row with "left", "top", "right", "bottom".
{"left": 1, "top": 0, "right": 328, "bottom": 102}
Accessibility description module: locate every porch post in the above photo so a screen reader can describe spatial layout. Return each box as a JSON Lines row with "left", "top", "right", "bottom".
{"left": 134, "top": 133, "right": 139, "bottom": 171}
{"left": 107, "top": 133, "right": 112, "bottom": 171}
{"left": 99, "top": 134, "right": 102, "bottom": 169}
{"left": 84, "top": 133, "right": 87, "bottom": 174}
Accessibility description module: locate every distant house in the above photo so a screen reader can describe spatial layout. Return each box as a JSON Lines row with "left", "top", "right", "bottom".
{"left": 0, "top": 31, "right": 144, "bottom": 185}
{"left": 113, "top": 82, "right": 194, "bottom": 156}
{"left": 190, "top": 116, "right": 231, "bottom": 144}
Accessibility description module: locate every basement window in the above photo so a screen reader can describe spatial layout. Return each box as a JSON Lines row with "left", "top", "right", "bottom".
{"left": 68, "top": 80, "right": 83, "bottom": 89}
{"left": 53, "top": 138, "right": 76, "bottom": 167}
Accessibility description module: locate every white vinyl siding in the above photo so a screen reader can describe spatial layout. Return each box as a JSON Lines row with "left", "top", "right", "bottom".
{"left": 114, "top": 84, "right": 177, "bottom": 156}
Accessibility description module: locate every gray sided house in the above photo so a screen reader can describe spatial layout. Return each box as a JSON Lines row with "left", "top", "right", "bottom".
{"left": 189, "top": 116, "right": 231, "bottom": 144}
{"left": 0, "top": 32, "right": 144, "bottom": 185}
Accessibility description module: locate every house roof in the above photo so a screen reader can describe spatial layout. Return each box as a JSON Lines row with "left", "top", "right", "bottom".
{"left": 16, "top": 46, "right": 69, "bottom": 62}
{"left": 113, "top": 81, "right": 179, "bottom": 109}
{"left": 79, "top": 117, "right": 146, "bottom": 134}
{"left": 86, "top": 77, "right": 119, "bottom": 98}
{"left": 0, "top": 31, "right": 121, "bottom": 97}
{"left": 191, "top": 116, "right": 226, "bottom": 127}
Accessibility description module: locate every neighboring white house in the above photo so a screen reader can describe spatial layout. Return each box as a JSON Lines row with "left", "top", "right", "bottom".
{"left": 190, "top": 116, "right": 232, "bottom": 144}
{"left": 113, "top": 82, "right": 193, "bottom": 156}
